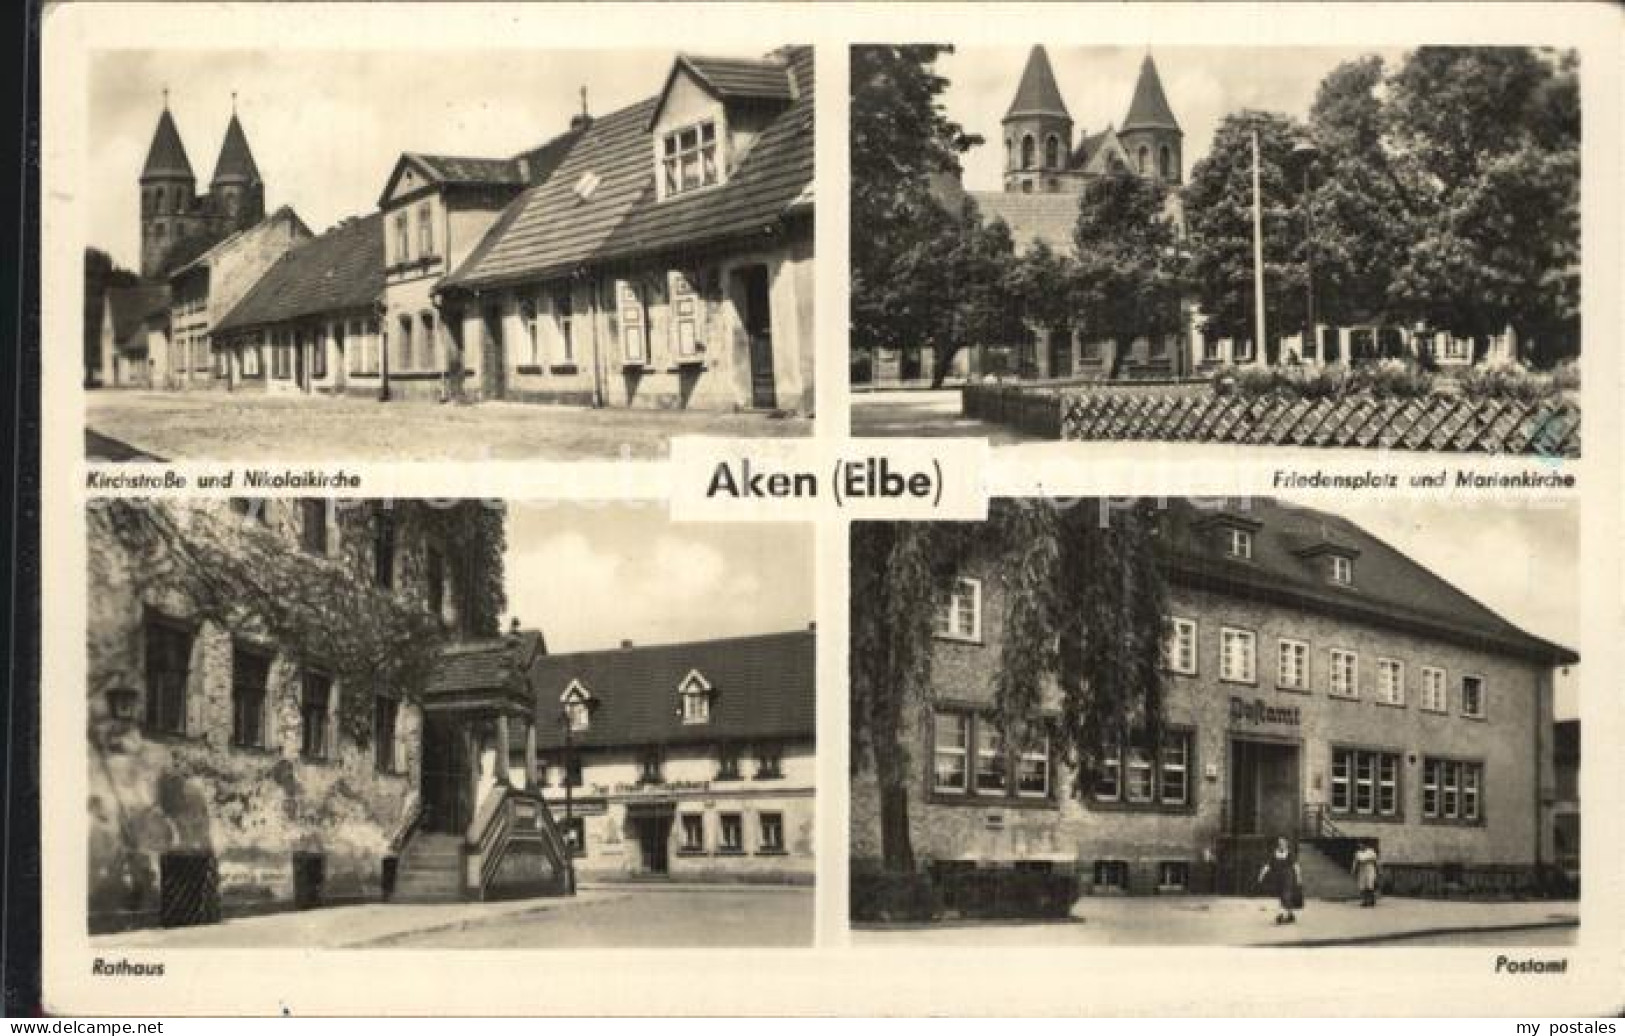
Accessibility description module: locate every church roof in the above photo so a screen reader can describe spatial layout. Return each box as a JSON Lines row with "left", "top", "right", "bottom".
{"left": 141, "top": 108, "right": 195, "bottom": 181}
{"left": 969, "top": 191, "right": 1079, "bottom": 256}
{"left": 1122, "top": 54, "right": 1180, "bottom": 133}
{"left": 1005, "top": 45, "right": 1070, "bottom": 121}
{"left": 210, "top": 113, "right": 262, "bottom": 186}
{"left": 214, "top": 211, "right": 383, "bottom": 335}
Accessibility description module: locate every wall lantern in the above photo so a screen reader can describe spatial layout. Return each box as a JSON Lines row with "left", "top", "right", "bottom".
{"left": 105, "top": 686, "right": 140, "bottom": 722}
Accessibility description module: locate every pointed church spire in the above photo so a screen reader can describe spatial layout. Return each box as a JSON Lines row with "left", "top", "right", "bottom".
{"left": 1004, "top": 45, "right": 1070, "bottom": 121}
{"left": 1122, "top": 53, "right": 1180, "bottom": 132}
{"left": 140, "top": 104, "right": 194, "bottom": 181}
{"left": 211, "top": 109, "right": 262, "bottom": 187}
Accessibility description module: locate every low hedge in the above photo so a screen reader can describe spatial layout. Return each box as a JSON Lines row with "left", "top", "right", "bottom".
{"left": 851, "top": 865, "right": 1079, "bottom": 923}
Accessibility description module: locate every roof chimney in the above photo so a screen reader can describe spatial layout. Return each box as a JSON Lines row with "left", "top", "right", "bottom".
{"left": 620, "top": 639, "right": 634, "bottom": 649}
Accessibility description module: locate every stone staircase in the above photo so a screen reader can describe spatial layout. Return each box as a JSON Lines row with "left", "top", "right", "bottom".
{"left": 1296, "top": 840, "right": 1362, "bottom": 901}
{"left": 392, "top": 832, "right": 464, "bottom": 904}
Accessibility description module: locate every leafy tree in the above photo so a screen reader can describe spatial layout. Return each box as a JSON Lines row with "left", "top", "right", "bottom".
{"left": 1183, "top": 113, "right": 1310, "bottom": 365}
{"left": 84, "top": 247, "right": 141, "bottom": 379}
{"left": 1303, "top": 57, "right": 1415, "bottom": 340}
{"left": 1384, "top": 47, "right": 1579, "bottom": 364}
{"left": 851, "top": 46, "right": 1024, "bottom": 387}
{"left": 1003, "top": 238, "right": 1076, "bottom": 374}
{"left": 1071, "top": 171, "right": 1187, "bottom": 377}
{"left": 850, "top": 499, "right": 1170, "bottom": 872}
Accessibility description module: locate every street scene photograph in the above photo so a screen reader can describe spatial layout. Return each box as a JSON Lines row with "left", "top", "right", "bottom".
{"left": 87, "top": 497, "right": 815, "bottom": 948}
{"left": 849, "top": 496, "right": 1579, "bottom": 946}
{"left": 84, "top": 44, "right": 815, "bottom": 462}
{"left": 850, "top": 45, "right": 1580, "bottom": 458}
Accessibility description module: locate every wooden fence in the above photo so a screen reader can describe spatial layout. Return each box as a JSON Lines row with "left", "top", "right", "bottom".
{"left": 963, "top": 384, "right": 1581, "bottom": 456}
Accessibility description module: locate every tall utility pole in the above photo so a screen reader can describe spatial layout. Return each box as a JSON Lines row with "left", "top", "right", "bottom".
{"left": 1250, "top": 127, "right": 1267, "bottom": 368}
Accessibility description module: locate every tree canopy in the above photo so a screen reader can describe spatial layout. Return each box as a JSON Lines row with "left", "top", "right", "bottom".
{"left": 1070, "top": 171, "right": 1187, "bottom": 377}
{"left": 850, "top": 499, "right": 1170, "bottom": 871}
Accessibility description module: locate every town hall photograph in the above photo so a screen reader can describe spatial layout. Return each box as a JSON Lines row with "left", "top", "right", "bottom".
{"left": 84, "top": 43, "right": 816, "bottom": 462}
{"left": 850, "top": 45, "right": 1581, "bottom": 458}
{"left": 86, "top": 497, "right": 816, "bottom": 948}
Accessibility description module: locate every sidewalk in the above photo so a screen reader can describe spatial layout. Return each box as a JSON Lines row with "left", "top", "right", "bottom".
{"left": 854, "top": 896, "right": 1579, "bottom": 947}
{"left": 91, "top": 889, "right": 631, "bottom": 950}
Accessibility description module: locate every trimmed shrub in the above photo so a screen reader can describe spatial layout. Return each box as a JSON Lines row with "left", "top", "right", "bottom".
{"left": 1453, "top": 361, "right": 1560, "bottom": 405}
{"left": 849, "top": 868, "right": 939, "bottom": 923}
{"left": 932, "top": 865, "right": 1079, "bottom": 920}
{"left": 1352, "top": 358, "right": 1435, "bottom": 399}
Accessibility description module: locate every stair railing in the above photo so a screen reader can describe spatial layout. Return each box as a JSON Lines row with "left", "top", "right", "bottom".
{"left": 464, "top": 783, "right": 573, "bottom": 900}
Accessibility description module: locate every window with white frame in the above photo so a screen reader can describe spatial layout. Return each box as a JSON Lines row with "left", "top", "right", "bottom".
{"left": 1017, "top": 730, "right": 1050, "bottom": 798}
{"left": 521, "top": 299, "right": 541, "bottom": 366}
{"left": 718, "top": 812, "right": 743, "bottom": 852}
{"left": 935, "top": 578, "right": 982, "bottom": 642}
{"left": 1423, "top": 757, "right": 1483, "bottom": 821}
{"left": 417, "top": 202, "right": 434, "bottom": 258}
{"left": 555, "top": 293, "right": 575, "bottom": 364}
{"left": 1421, "top": 666, "right": 1447, "bottom": 712}
{"left": 1166, "top": 618, "right": 1197, "bottom": 675}
{"left": 394, "top": 211, "right": 410, "bottom": 264}
{"left": 1329, "top": 649, "right": 1358, "bottom": 698}
{"left": 1157, "top": 861, "right": 1190, "bottom": 892}
{"left": 1225, "top": 527, "right": 1253, "bottom": 559}
{"left": 661, "top": 120, "right": 719, "bottom": 197}
{"left": 1461, "top": 675, "right": 1486, "bottom": 718}
{"left": 1330, "top": 554, "right": 1354, "bottom": 586}
{"left": 680, "top": 814, "right": 705, "bottom": 852}
{"left": 1277, "top": 638, "right": 1308, "bottom": 690}
{"left": 562, "top": 682, "right": 592, "bottom": 732}
{"left": 1376, "top": 658, "right": 1405, "bottom": 705}
{"left": 1330, "top": 746, "right": 1400, "bottom": 817}
{"left": 1094, "top": 730, "right": 1193, "bottom": 808}
{"left": 975, "top": 723, "right": 1006, "bottom": 793}
{"left": 1219, "top": 628, "right": 1256, "bottom": 683}
{"left": 759, "top": 812, "right": 784, "bottom": 853}
{"left": 932, "top": 712, "right": 969, "bottom": 794}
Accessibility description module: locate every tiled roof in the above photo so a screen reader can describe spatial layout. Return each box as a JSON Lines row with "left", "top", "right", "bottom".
{"left": 1122, "top": 54, "right": 1180, "bottom": 133}
{"left": 1160, "top": 498, "right": 1576, "bottom": 664}
{"left": 211, "top": 113, "right": 261, "bottom": 186}
{"left": 214, "top": 212, "right": 383, "bottom": 334}
{"left": 513, "top": 127, "right": 586, "bottom": 185}
{"left": 444, "top": 46, "right": 813, "bottom": 291}
{"left": 106, "top": 281, "right": 170, "bottom": 347}
{"left": 428, "top": 631, "right": 546, "bottom": 696}
{"left": 681, "top": 54, "right": 796, "bottom": 102}
{"left": 410, "top": 153, "right": 528, "bottom": 186}
{"left": 969, "top": 190, "right": 1079, "bottom": 256}
{"left": 1005, "top": 45, "right": 1070, "bottom": 120}
{"left": 141, "top": 109, "right": 194, "bottom": 180}
{"left": 531, "top": 630, "right": 815, "bottom": 751}
{"left": 168, "top": 205, "right": 309, "bottom": 280}
{"left": 157, "top": 230, "right": 230, "bottom": 278}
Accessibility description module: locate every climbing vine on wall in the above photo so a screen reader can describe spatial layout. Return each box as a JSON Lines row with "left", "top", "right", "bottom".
{"left": 93, "top": 498, "right": 508, "bottom": 746}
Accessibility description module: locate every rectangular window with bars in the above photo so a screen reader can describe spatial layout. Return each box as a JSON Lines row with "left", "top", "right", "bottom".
{"left": 1277, "top": 639, "right": 1308, "bottom": 690}
{"left": 1461, "top": 675, "right": 1486, "bottom": 719}
{"left": 1331, "top": 747, "right": 1400, "bottom": 817}
{"left": 662, "top": 120, "right": 719, "bottom": 197}
{"left": 1330, "top": 649, "right": 1358, "bottom": 698}
{"left": 1219, "top": 628, "right": 1256, "bottom": 683}
{"left": 1421, "top": 666, "right": 1447, "bottom": 712}
{"left": 1166, "top": 617, "right": 1197, "bottom": 675}
{"left": 1376, "top": 658, "right": 1405, "bottom": 705}
{"left": 1095, "top": 731, "right": 1194, "bottom": 809}
{"left": 1423, "top": 758, "right": 1483, "bottom": 821}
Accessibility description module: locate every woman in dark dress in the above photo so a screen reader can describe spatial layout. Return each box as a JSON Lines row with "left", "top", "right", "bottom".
{"left": 1257, "top": 836, "right": 1303, "bottom": 924}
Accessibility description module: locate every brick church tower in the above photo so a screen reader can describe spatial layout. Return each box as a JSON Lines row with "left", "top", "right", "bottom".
{"left": 138, "top": 98, "right": 266, "bottom": 278}
{"left": 1001, "top": 45, "right": 1073, "bottom": 194}
{"left": 1117, "top": 54, "right": 1183, "bottom": 186}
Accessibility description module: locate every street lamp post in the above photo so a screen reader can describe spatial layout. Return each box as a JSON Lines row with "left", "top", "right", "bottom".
{"left": 559, "top": 707, "right": 577, "bottom": 894}
{"left": 1250, "top": 126, "right": 1268, "bottom": 369}
{"left": 1291, "top": 137, "right": 1321, "bottom": 364}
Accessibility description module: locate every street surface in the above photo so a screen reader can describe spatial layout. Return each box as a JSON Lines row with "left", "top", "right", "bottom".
{"left": 86, "top": 390, "right": 812, "bottom": 462}
{"left": 854, "top": 896, "right": 1578, "bottom": 948}
{"left": 93, "top": 885, "right": 814, "bottom": 950}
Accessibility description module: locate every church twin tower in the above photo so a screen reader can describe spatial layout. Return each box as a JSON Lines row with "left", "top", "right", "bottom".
{"left": 138, "top": 99, "right": 266, "bottom": 278}
{"left": 1002, "top": 46, "right": 1183, "bottom": 195}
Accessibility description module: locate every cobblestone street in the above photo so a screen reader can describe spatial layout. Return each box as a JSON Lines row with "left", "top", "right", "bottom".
{"left": 86, "top": 391, "right": 812, "bottom": 462}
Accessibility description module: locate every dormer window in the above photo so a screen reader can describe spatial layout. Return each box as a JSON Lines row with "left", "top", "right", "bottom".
{"left": 678, "top": 669, "right": 713, "bottom": 725}
{"left": 662, "top": 120, "right": 719, "bottom": 196}
{"left": 1331, "top": 554, "right": 1354, "bottom": 586}
{"left": 1226, "top": 528, "right": 1253, "bottom": 560}
{"left": 561, "top": 680, "right": 594, "bottom": 732}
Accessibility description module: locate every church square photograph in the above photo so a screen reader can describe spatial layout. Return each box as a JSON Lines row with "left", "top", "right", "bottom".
{"left": 86, "top": 498, "right": 816, "bottom": 948}
{"left": 850, "top": 496, "right": 1579, "bottom": 946}
{"left": 83, "top": 44, "right": 816, "bottom": 462}
{"left": 850, "top": 45, "right": 1581, "bottom": 458}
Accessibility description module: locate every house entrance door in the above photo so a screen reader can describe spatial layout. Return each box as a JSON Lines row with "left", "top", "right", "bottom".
{"left": 736, "top": 265, "right": 776, "bottom": 409}
{"left": 1229, "top": 738, "right": 1301, "bottom": 839}
{"left": 420, "top": 715, "right": 471, "bottom": 835}
{"left": 480, "top": 306, "right": 506, "bottom": 400}
{"left": 634, "top": 816, "right": 671, "bottom": 876}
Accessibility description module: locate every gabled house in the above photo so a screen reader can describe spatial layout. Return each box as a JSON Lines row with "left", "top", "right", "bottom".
{"left": 98, "top": 281, "right": 171, "bottom": 388}
{"left": 438, "top": 45, "right": 815, "bottom": 413}
{"left": 530, "top": 629, "right": 816, "bottom": 884}
{"left": 211, "top": 213, "right": 386, "bottom": 395}
{"left": 165, "top": 205, "right": 311, "bottom": 389}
